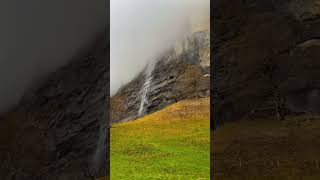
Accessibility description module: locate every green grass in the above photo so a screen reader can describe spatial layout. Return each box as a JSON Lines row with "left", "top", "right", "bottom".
{"left": 213, "top": 115, "right": 320, "bottom": 180}
{"left": 110, "top": 98, "right": 210, "bottom": 180}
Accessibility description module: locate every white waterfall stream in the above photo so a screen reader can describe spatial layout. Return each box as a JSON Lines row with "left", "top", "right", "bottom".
{"left": 138, "top": 63, "right": 155, "bottom": 116}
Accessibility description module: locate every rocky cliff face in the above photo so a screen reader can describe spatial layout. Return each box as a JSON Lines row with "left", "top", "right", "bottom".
{"left": 0, "top": 32, "right": 109, "bottom": 179}
{"left": 212, "top": 0, "right": 320, "bottom": 128}
{"left": 111, "top": 30, "right": 210, "bottom": 123}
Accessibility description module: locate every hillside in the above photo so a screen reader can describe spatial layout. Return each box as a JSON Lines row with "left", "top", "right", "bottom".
{"left": 213, "top": 115, "right": 320, "bottom": 179}
{"left": 111, "top": 30, "right": 210, "bottom": 123}
{"left": 110, "top": 98, "right": 210, "bottom": 179}
{"left": 212, "top": 0, "right": 320, "bottom": 178}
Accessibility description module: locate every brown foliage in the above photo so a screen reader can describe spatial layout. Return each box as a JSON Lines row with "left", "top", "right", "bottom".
{"left": 110, "top": 96, "right": 127, "bottom": 122}
{"left": 176, "top": 64, "right": 204, "bottom": 98}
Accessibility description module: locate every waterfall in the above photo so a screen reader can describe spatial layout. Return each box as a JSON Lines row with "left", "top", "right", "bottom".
{"left": 138, "top": 63, "right": 155, "bottom": 116}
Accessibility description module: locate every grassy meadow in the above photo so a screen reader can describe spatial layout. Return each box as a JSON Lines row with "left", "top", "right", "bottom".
{"left": 110, "top": 98, "right": 210, "bottom": 179}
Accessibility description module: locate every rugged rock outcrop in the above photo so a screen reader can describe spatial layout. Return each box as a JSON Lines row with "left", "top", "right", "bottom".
{"left": 0, "top": 32, "right": 109, "bottom": 179}
{"left": 111, "top": 30, "right": 210, "bottom": 123}
{"left": 212, "top": 0, "right": 320, "bottom": 128}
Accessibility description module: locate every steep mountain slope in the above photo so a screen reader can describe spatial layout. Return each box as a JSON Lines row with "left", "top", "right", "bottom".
{"left": 212, "top": 0, "right": 320, "bottom": 179}
{"left": 212, "top": 0, "right": 320, "bottom": 128}
{"left": 111, "top": 30, "right": 210, "bottom": 123}
{"left": 0, "top": 32, "right": 109, "bottom": 179}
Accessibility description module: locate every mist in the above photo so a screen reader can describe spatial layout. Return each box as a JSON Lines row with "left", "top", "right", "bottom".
{"left": 0, "top": 0, "right": 107, "bottom": 113}
{"left": 110, "top": 0, "right": 209, "bottom": 95}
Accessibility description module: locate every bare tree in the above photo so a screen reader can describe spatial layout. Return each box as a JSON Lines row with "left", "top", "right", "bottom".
{"left": 259, "top": 58, "right": 286, "bottom": 121}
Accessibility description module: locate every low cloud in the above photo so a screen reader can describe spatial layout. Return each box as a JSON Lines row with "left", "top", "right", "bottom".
{"left": 110, "top": 0, "right": 209, "bottom": 95}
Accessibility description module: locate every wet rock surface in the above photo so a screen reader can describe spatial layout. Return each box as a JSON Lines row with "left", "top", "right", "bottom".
{"left": 212, "top": 0, "right": 320, "bottom": 128}
{"left": 0, "top": 32, "right": 109, "bottom": 179}
{"left": 111, "top": 30, "right": 210, "bottom": 123}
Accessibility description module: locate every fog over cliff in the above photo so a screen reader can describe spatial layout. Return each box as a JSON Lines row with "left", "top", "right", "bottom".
{"left": 110, "top": 0, "right": 209, "bottom": 95}
{"left": 0, "top": 0, "right": 107, "bottom": 113}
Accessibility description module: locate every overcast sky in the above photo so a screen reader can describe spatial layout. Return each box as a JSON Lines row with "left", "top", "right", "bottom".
{"left": 0, "top": 0, "right": 209, "bottom": 113}
{"left": 0, "top": 0, "right": 106, "bottom": 113}
{"left": 110, "top": 0, "right": 209, "bottom": 95}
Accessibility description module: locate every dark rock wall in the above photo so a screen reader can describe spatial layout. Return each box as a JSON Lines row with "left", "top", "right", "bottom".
{"left": 0, "top": 31, "right": 109, "bottom": 179}
{"left": 212, "top": 0, "right": 320, "bottom": 129}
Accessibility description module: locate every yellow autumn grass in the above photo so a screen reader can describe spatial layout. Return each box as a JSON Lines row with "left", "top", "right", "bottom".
{"left": 110, "top": 98, "right": 210, "bottom": 179}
